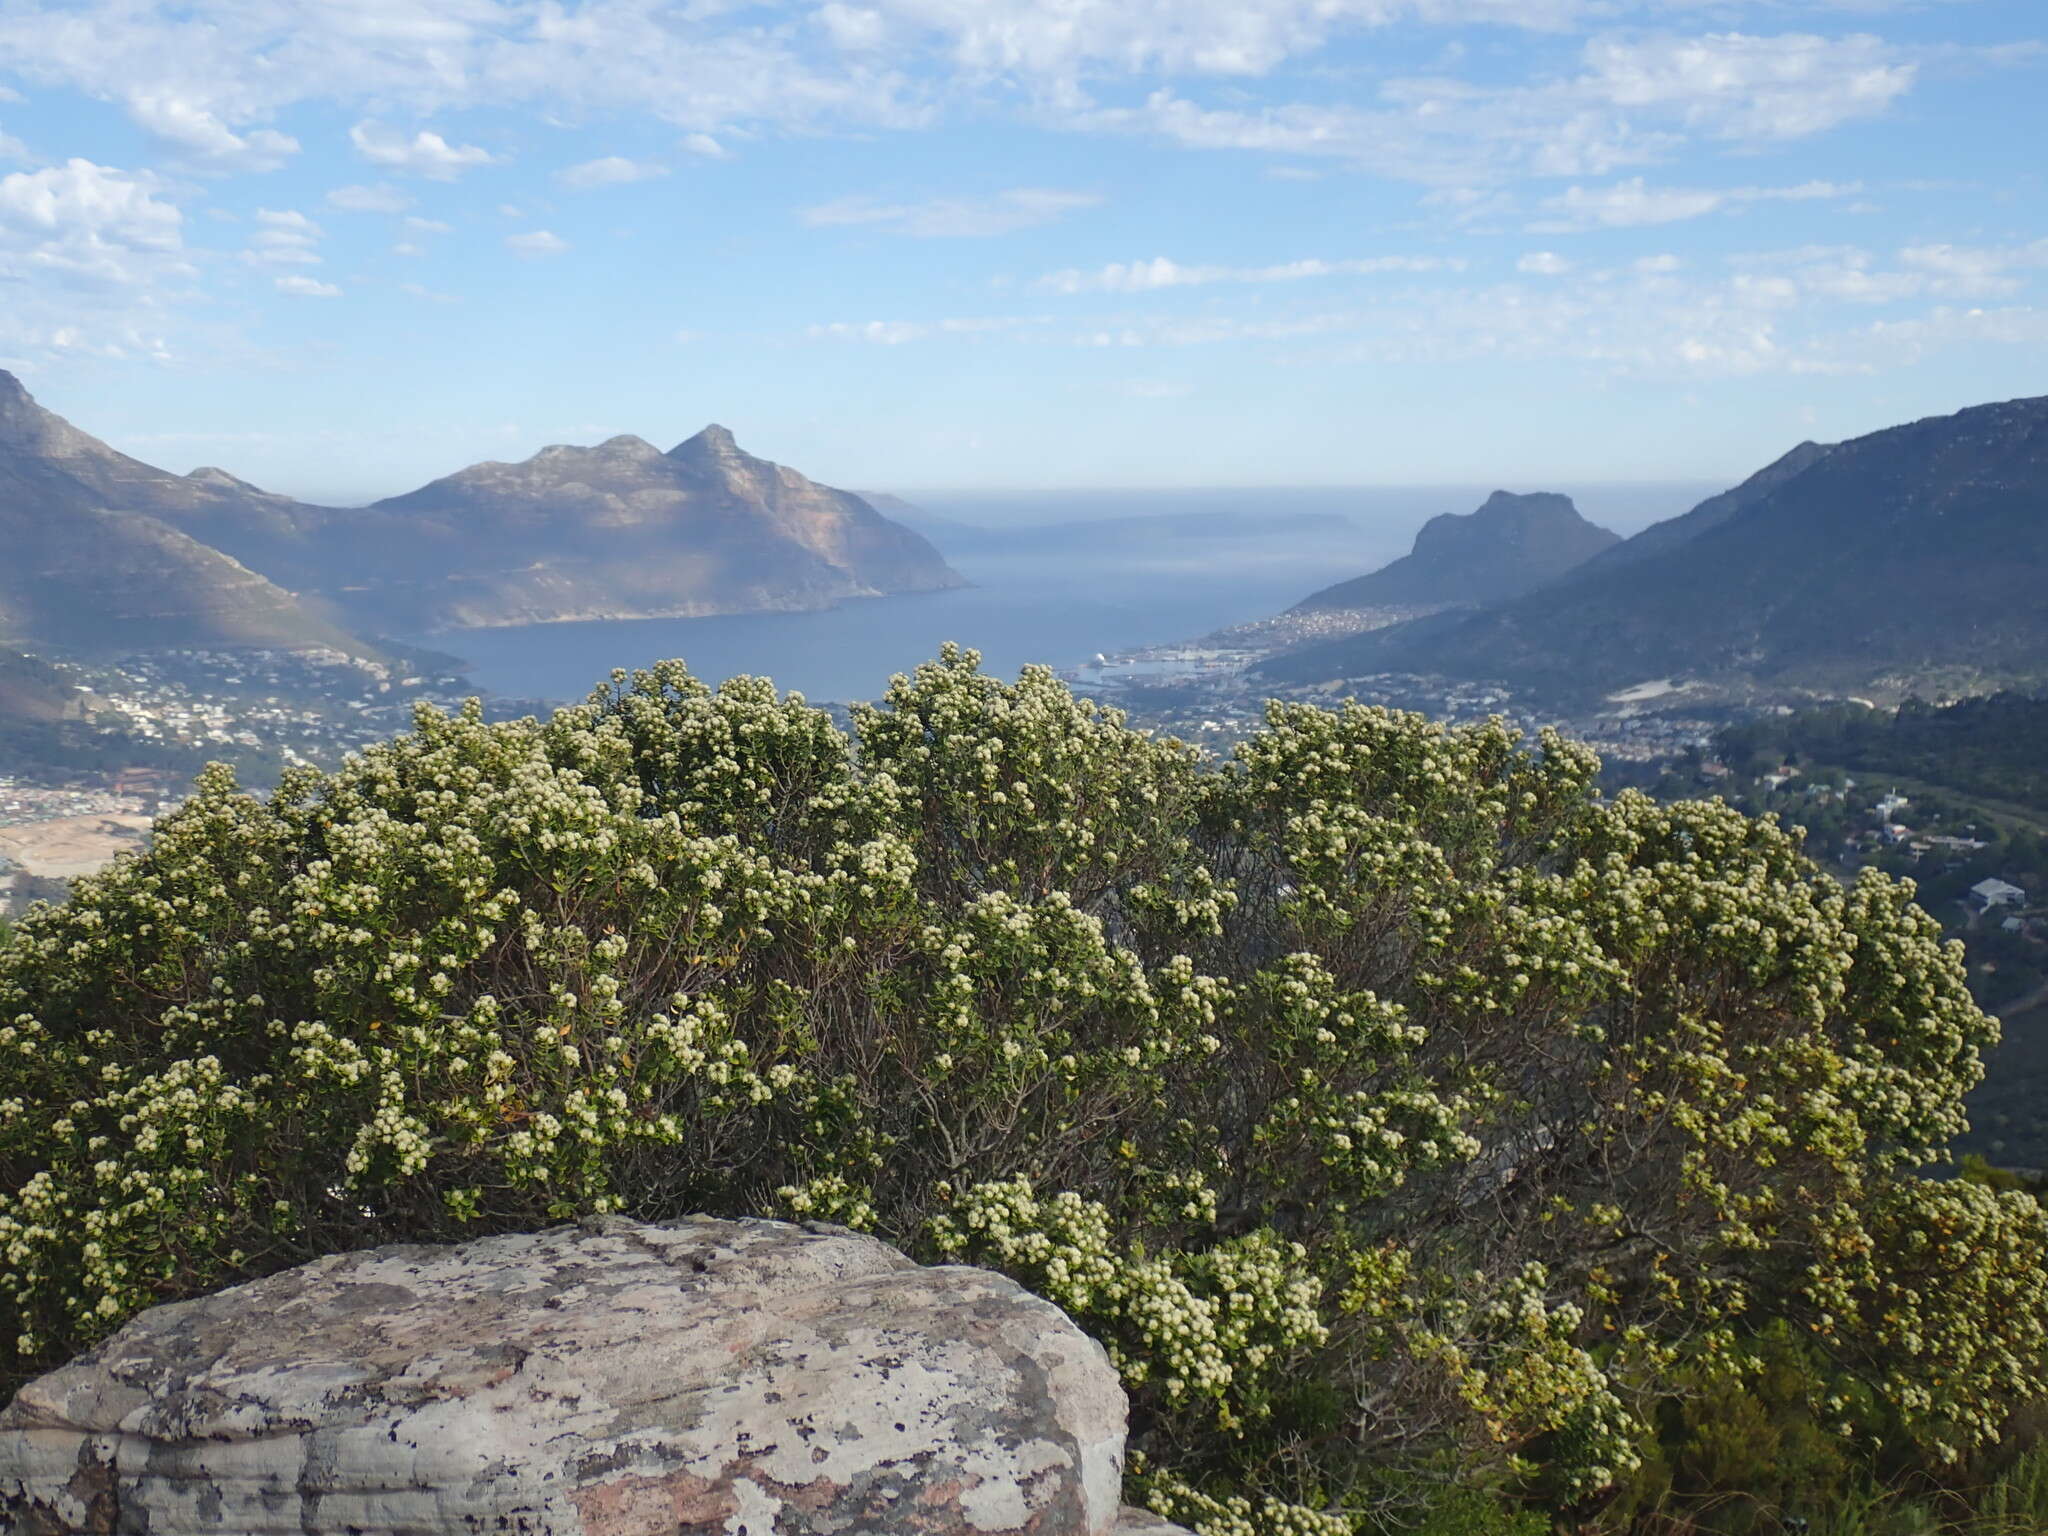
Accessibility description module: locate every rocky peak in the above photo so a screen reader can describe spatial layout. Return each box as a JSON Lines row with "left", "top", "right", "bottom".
{"left": 521, "top": 434, "right": 664, "bottom": 470}
{"left": 186, "top": 465, "right": 269, "bottom": 493}
{"left": 1411, "top": 491, "right": 1602, "bottom": 555}
{"left": 0, "top": 370, "right": 67, "bottom": 448}
{"left": 1292, "top": 489, "right": 1619, "bottom": 612}
{"left": 1468, "top": 489, "right": 1581, "bottom": 523}
{"left": 670, "top": 422, "right": 745, "bottom": 461}
{"left": 0, "top": 370, "right": 135, "bottom": 464}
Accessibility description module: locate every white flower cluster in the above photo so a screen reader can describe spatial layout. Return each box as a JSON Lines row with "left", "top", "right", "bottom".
{"left": 0, "top": 650, "right": 2024, "bottom": 1524}
{"left": 932, "top": 1178, "right": 1326, "bottom": 1430}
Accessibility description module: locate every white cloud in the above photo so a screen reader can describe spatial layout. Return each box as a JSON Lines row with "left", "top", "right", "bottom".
{"left": 1037, "top": 253, "right": 1457, "bottom": 293}
{"left": 791, "top": 237, "right": 2048, "bottom": 383}
{"left": 1899, "top": 239, "right": 2048, "bottom": 298}
{"left": 1723, "top": 241, "right": 2048, "bottom": 306}
{"left": 0, "top": 4, "right": 1970, "bottom": 218}
{"left": 400, "top": 280, "right": 458, "bottom": 302}
{"left": 1583, "top": 31, "right": 1912, "bottom": 143}
{"left": 505, "top": 228, "right": 568, "bottom": 257}
{"left": 807, "top": 315, "right": 1049, "bottom": 343}
{"left": 849, "top": 0, "right": 1579, "bottom": 80}
{"left": 815, "top": 3, "right": 889, "bottom": 53}
{"left": 1083, "top": 32, "right": 1921, "bottom": 185}
{"left": 803, "top": 188, "right": 1102, "bottom": 237}
{"left": 810, "top": 319, "right": 928, "bottom": 344}
{"left": 274, "top": 274, "right": 339, "bottom": 297}
{"left": 350, "top": 121, "right": 494, "bottom": 180}
{"left": 1340, "top": 249, "right": 2048, "bottom": 377}
{"left": 1832, "top": 304, "right": 2048, "bottom": 363}
{"left": 0, "top": 158, "right": 191, "bottom": 358}
{"left": 243, "top": 206, "right": 322, "bottom": 265}
{"left": 326, "top": 182, "right": 411, "bottom": 214}
{"left": 404, "top": 215, "right": 452, "bottom": 233}
{"left": 0, "top": 0, "right": 923, "bottom": 165}
{"left": 1529, "top": 176, "right": 1857, "bottom": 231}
{"left": 1533, "top": 178, "right": 1723, "bottom": 229}
{"left": 126, "top": 91, "right": 297, "bottom": 170}
{"left": 0, "top": 158, "right": 185, "bottom": 287}
{"left": 556, "top": 155, "right": 667, "bottom": 190}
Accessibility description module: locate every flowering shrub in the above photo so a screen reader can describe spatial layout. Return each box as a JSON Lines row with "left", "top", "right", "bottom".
{"left": 2, "top": 647, "right": 2041, "bottom": 1531}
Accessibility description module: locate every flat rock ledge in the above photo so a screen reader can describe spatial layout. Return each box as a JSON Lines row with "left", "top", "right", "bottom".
{"left": 0, "top": 1215, "right": 1192, "bottom": 1536}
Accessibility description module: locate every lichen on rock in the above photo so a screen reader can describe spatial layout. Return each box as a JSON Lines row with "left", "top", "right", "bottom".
{"left": 0, "top": 1215, "right": 1145, "bottom": 1536}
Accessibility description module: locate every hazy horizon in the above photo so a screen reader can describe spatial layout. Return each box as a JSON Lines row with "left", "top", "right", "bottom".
{"left": 263, "top": 474, "right": 1725, "bottom": 529}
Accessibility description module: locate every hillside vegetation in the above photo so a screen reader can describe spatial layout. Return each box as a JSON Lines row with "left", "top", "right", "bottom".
{"left": 1717, "top": 693, "right": 2048, "bottom": 814}
{"left": 4, "top": 651, "right": 2047, "bottom": 1533}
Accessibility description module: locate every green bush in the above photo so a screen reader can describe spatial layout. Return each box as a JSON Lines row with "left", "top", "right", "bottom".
{"left": 4, "top": 649, "right": 2045, "bottom": 1531}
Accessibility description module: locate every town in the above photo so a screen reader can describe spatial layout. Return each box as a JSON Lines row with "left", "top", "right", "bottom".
{"left": 0, "top": 645, "right": 474, "bottom": 913}
{"left": 1053, "top": 605, "right": 1736, "bottom": 766}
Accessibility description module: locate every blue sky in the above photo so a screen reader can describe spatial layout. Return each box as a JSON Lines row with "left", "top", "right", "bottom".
{"left": 0, "top": 0, "right": 2042, "bottom": 500}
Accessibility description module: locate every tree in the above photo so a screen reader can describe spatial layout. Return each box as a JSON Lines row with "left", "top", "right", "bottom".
{"left": 3, "top": 649, "right": 2043, "bottom": 1531}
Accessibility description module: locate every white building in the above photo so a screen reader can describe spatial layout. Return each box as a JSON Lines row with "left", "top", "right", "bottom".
{"left": 1972, "top": 877, "right": 2028, "bottom": 909}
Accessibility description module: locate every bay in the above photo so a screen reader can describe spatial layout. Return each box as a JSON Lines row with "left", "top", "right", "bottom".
{"left": 425, "top": 483, "right": 1717, "bottom": 706}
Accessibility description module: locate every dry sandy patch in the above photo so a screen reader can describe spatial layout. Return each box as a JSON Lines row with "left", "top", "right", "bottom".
{"left": 0, "top": 814, "right": 154, "bottom": 878}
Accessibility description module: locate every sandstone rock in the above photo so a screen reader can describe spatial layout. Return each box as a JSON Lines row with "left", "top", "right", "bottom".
{"left": 0, "top": 1215, "right": 1128, "bottom": 1535}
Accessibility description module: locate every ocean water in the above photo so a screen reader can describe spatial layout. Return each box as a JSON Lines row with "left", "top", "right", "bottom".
{"left": 428, "top": 483, "right": 1718, "bottom": 706}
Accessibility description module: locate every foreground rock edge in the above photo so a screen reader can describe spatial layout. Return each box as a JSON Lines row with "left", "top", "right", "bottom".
{"left": 2, "top": 1214, "right": 1188, "bottom": 1535}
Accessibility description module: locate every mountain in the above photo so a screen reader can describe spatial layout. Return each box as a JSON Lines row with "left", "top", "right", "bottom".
{"left": 345, "top": 426, "right": 962, "bottom": 630}
{"left": 1258, "top": 396, "right": 2048, "bottom": 700}
{"left": 1289, "top": 491, "right": 1618, "bottom": 611}
{"left": 1563, "top": 441, "right": 1834, "bottom": 582}
{"left": 0, "top": 374, "right": 365, "bottom": 655}
{"left": 0, "top": 373, "right": 962, "bottom": 645}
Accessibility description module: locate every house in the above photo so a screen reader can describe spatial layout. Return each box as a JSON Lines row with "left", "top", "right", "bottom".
{"left": 1875, "top": 790, "right": 1910, "bottom": 820}
{"left": 1971, "top": 877, "right": 2029, "bottom": 910}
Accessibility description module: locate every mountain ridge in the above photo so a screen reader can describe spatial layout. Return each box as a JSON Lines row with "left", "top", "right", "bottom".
{"left": 0, "top": 373, "right": 963, "bottom": 648}
{"left": 0, "top": 375, "right": 367, "bottom": 655}
{"left": 1258, "top": 394, "right": 2048, "bottom": 700}
{"left": 1290, "top": 490, "right": 1619, "bottom": 611}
